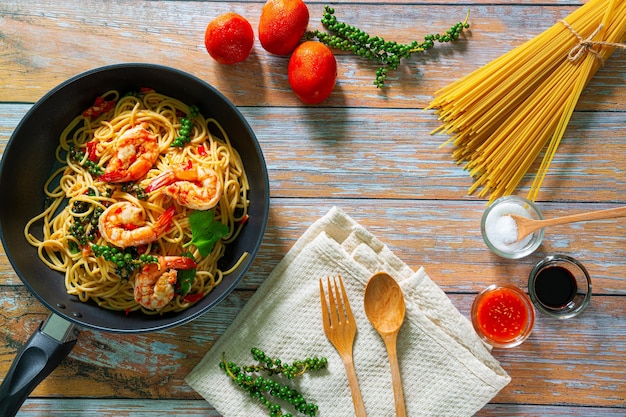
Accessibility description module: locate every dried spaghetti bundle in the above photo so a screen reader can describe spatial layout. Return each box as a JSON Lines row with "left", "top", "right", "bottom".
{"left": 428, "top": 0, "right": 626, "bottom": 203}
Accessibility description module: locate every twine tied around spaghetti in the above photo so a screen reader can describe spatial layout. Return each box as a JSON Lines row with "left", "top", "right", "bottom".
{"left": 561, "top": 20, "right": 626, "bottom": 64}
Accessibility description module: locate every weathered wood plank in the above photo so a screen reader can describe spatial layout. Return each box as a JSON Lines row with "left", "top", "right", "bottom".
{"left": 239, "top": 108, "right": 626, "bottom": 202}
{"left": 13, "top": 398, "right": 626, "bottom": 417}
{"left": 17, "top": 399, "right": 222, "bottom": 416}
{"left": 2, "top": 2, "right": 624, "bottom": 110}
{"left": 242, "top": 200, "right": 626, "bottom": 295}
{"left": 1, "top": 290, "right": 623, "bottom": 407}
{"left": 3, "top": 105, "right": 626, "bottom": 204}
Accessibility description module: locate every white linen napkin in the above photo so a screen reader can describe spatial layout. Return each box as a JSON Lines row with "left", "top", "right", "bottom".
{"left": 186, "top": 206, "right": 511, "bottom": 416}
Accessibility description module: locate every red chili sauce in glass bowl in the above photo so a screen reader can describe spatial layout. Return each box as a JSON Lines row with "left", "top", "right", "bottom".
{"left": 471, "top": 285, "right": 535, "bottom": 348}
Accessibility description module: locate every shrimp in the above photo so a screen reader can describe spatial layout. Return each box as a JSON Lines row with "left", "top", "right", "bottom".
{"left": 145, "top": 162, "right": 223, "bottom": 211}
{"left": 99, "top": 125, "right": 159, "bottom": 183}
{"left": 98, "top": 202, "right": 175, "bottom": 248}
{"left": 134, "top": 256, "right": 197, "bottom": 310}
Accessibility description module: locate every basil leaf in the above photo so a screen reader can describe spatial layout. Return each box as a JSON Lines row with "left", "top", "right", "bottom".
{"left": 175, "top": 252, "right": 197, "bottom": 296}
{"left": 183, "top": 210, "right": 229, "bottom": 257}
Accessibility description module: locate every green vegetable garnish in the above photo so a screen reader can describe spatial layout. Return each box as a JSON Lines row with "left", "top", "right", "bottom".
{"left": 68, "top": 240, "right": 80, "bottom": 254}
{"left": 183, "top": 210, "right": 229, "bottom": 257}
{"left": 175, "top": 252, "right": 197, "bottom": 296}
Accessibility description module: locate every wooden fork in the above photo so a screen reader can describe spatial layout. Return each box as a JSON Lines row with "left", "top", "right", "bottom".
{"left": 320, "top": 275, "right": 367, "bottom": 417}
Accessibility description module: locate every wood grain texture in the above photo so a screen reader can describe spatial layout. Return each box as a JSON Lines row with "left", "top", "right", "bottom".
{"left": 14, "top": 399, "right": 626, "bottom": 417}
{"left": 13, "top": 400, "right": 626, "bottom": 417}
{"left": 1, "top": 0, "right": 625, "bottom": 416}
{"left": 1, "top": 2, "right": 625, "bottom": 109}
{"left": 3, "top": 105, "right": 626, "bottom": 204}
{"left": 1, "top": 289, "right": 623, "bottom": 406}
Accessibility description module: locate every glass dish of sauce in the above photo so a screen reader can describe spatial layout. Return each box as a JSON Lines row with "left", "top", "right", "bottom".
{"left": 528, "top": 254, "right": 591, "bottom": 319}
{"left": 471, "top": 285, "right": 535, "bottom": 348}
{"left": 533, "top": 265, "right": 577, "bottom": 308}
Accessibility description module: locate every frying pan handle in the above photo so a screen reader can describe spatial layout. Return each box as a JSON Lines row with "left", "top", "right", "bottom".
{"left": 0, "top": 314, "right": 79, "bottom": 417}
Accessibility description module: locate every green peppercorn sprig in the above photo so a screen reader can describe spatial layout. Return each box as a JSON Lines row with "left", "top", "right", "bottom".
{"left": 91, "top": 244, "right": 158, "bottom": 279}
{"left": 221, "top": 348, "right": 328, "bottom": 417}
{"left": 69, "top": 145, "right": 104, "bottom": 176}
{"left": 246, "top": 347, "right": 328, "bottom": 380}
{"left": 171, "top": 105, "right": 200, "bottom": 147}
{"left": 306, "top": 5, "right": 470, "bottom": 88}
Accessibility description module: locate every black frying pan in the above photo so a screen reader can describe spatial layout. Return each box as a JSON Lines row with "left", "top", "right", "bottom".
{"left": 0, "top": 63, "right": 269, "bottom": 415}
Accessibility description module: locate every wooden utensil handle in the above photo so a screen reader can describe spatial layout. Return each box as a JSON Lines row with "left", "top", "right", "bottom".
{"left": 341, "top": 356, "right": 367, "bottom": 417}
{"left": 545, "top": 206, "right": 626, "bottom": 227}
{"left": 385, "top": 336, "right": 406, "bottom": 417}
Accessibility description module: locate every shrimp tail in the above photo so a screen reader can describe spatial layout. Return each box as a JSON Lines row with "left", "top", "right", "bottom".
{"left": 162, "top": 256, "right": 197, "bottom": 270}
{"left": 153, "top": 206, "right": 177, "bottom": 235}
{"left": 99, "top": 170, "right": 128, "bottom": 182}
{"left": 145, "top": 170, "right": 176, "bottom": 193}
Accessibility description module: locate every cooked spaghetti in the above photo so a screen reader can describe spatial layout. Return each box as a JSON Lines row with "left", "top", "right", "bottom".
{"left": 24, "top": 89, "right": 250, "bottom": 314}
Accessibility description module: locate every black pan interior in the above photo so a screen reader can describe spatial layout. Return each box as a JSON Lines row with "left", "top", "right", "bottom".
{"left": 0, "top": 63, "right": 269, "bottom": 333}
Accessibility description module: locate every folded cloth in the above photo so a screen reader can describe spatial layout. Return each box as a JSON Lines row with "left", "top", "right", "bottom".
{"left": 186, "top": 206, "right": 511, "bottom": 416}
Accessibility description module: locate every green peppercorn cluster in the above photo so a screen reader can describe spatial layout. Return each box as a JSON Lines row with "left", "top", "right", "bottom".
{"left": 221, "top": 348, "right": 328, "bottom": 417}
{"left": 306, "top": 5, "right": 470, "bottom": 88}
{"left": 69, "top": 145, "right": 104, "bottom": 176}
{"left": 68, "top": 194, "right": 103, "bottom": 250}
{"left": 171, "top": 105, "right": 200, "bottom": 147}
{"left": 91, "top": 244, "right": 158, "bottom": 279}
{"left": 120, "top": 182, "right": 147, "bottom": 200}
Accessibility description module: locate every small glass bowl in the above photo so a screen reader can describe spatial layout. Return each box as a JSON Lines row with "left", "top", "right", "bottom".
{"left": 471, "top": 284, "right": 535, "bottom": 348}
{"left": 481, "top": 195, "right": 544, "bottom": 259}
{"left": 528, "top": 254, "right": 592, "bottom": 319}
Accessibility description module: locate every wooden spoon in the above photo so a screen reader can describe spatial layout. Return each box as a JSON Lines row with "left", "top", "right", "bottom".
{"left": 511, "top": 205, "right": 626, "bottom": 242}
{"left": 364, "top": 272, "right": 406, "bottom": 417}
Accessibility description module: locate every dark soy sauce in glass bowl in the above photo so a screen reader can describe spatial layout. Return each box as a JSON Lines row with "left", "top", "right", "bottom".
{"left": 528, "top": 254, "right": 591, "bottom": 319}
{"left": 533, "top": 266, "right": 577, "bottom": 308}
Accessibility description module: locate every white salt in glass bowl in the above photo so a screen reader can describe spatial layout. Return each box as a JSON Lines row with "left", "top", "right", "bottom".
{"left": 481, "top": 195, "right": 544, "bottom": 259}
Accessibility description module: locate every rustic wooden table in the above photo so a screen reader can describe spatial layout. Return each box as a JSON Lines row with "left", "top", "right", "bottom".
{"left": 1, "top": 0, "right": 625, "bottom": 416}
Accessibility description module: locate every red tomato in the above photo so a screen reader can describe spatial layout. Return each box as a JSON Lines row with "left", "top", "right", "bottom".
{"left": 204, "top": 13, "right": 254, "bottom": 65}
{"left": 288, "top": 41, "right": 337, "bottom": 104}
{"left": 258, "top": 0, "right": 309, "bottom": 56}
